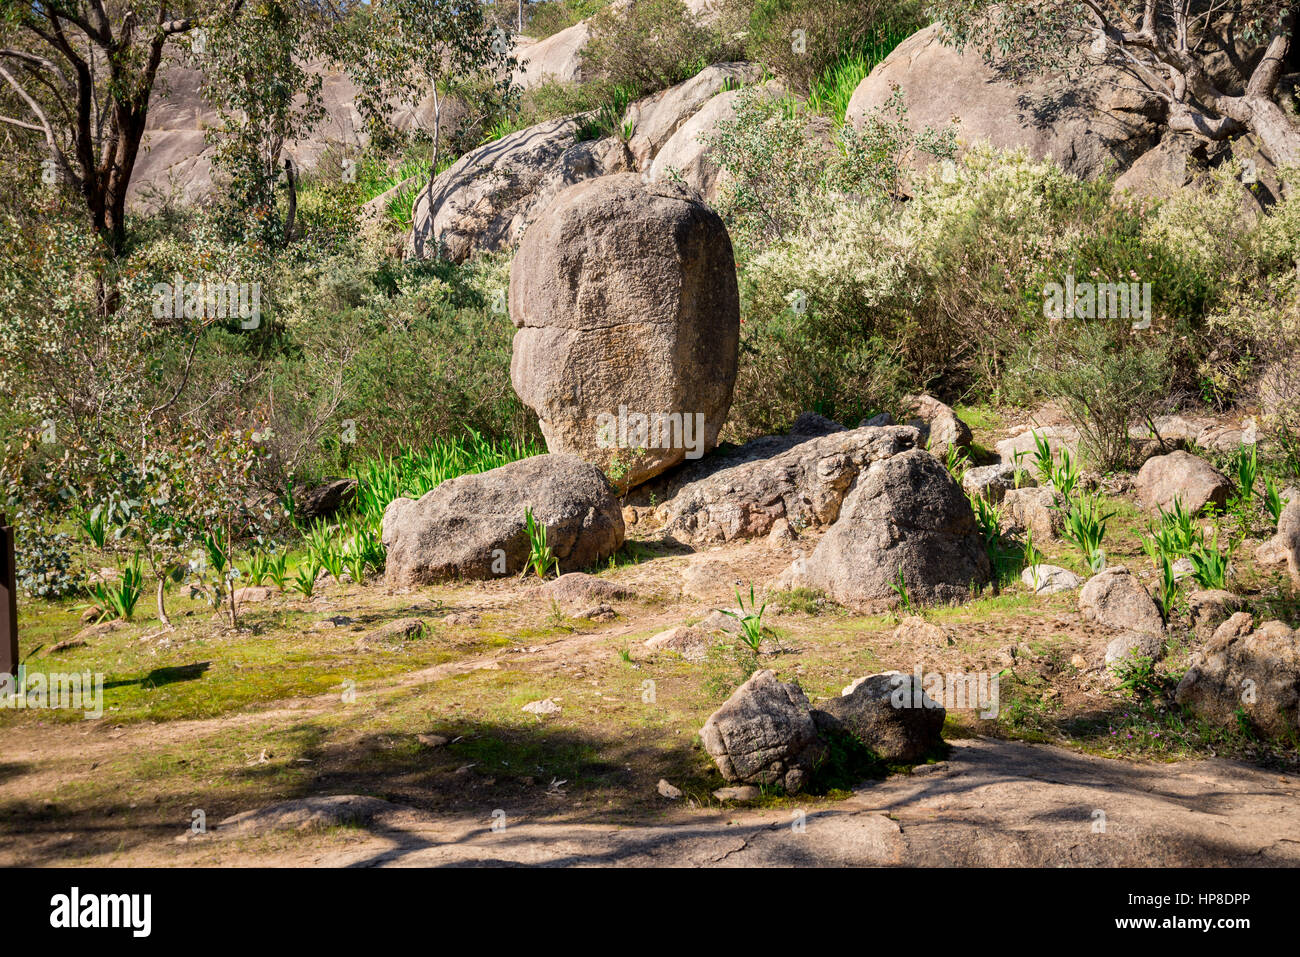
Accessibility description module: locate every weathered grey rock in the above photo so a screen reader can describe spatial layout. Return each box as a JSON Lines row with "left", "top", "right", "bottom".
{"left": 645, "top": 625, "right": 711, "bottom": 661}
{"left": 233, "top": 585, "right": 274, "bottom": 604}
{"left": 648, "top": 424, "right": 919, "bottom": 545}
{"left": 697, "top": 609, "right": 742, "bottom": 635}
{"left": 1105, "top": 631, "right": 1166, "bottom": 669}
{"left": 845, "top": 23, "right": 1163, "bottom": 181}
{"left": 1187, "top": 589, "right": 1245, "bottom": 640}
{"left": 700, "top": 670, "right": 826, "bottom": 794}
{"left": 509, "top": 174, "right": 739, "bottom": 489}
{"left": 1276, "top": 496, "right": 1300, "bottom": 587}
{"left": 512, "top": 21, "right": 589, "bottom": 88}
{"left": 1078, "top": 566, "right": 1164, "bottom": 636}
{"left": 409, "top": 115, "right": 630, "bottom": 263}
{"left": 1175, "top": 613, "right": 1300, "bottom": 739}
{"left": 624, "top": 62, "right": 763, "bottom": 169}
{"left": 134, "top": 65, "right": 449, "bottom": 210}
{"left": 297, "top": 478, "right": 357, "bottom": 523}
{"left": 994, "top": 426, "right": 1080, "bottom": 467}
{"left": 1134, "top": 450, "right": 1233, "bottom": 515}
{"left": 906, "top": 394, "right": 971, "bottom": 455}
{"left": 1022, "top": 564, "right": 1083, "bottom": 595}
{"left": 963, "top": 462, "right": 1036, "bottom": 504}
{"left": 786, "top": 448, "right": 992, "bottom": 609}
{"left": 1196, "top": 423, "right": 1252, "bottom": 453}
{"left": 648, "top": 81, "right": 793, "bottom": 201}
{"left": 812, "top": 672, "right": 945, "bottom": 764}
{"left": 382, "top": 454, "right": 623, "bottom": 584}
{"left": 542, "top": 572, "right": 634, "bottom": 607}
{"left": 1001, "top": 486, "right": 1064, "bottom": 542}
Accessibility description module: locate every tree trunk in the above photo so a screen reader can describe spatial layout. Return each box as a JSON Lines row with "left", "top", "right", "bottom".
{"left": 155, "top": 574, "right": 171, "bottom": 628}
{"left": 282, "top": 157, "right": 297, "bottom": 244}
{"left": 1244, "top": 95, "right": 1300, "bottom": 168}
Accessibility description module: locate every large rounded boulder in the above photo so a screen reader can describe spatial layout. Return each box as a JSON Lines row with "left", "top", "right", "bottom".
{"left": 509, "top": 174, "right": 740, "bottom": 489}
{"left": 382, "top": 454, "right": 624, "bottom": 585}
{"left": 845, "top": 23, "right": 1164, "bottom": 181}
{"left": 786, "top": 449, "right": 991, "bottom": 608}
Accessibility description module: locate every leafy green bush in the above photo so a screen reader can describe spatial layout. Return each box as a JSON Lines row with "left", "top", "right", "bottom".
{"left": 581, "top": 0, "right": 735, "bottom": 96}
{"left": 15, "top": 525, "right": 79, "bottom": 600}
{"left": 731, "top": 0, "right": 922, "bottom": 95}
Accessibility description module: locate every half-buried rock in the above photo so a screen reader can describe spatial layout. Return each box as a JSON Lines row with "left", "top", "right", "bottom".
{"left": 509, "top": 173, "right": 740, "bottom": 489}
{"left": 783, "top": 449, "right": 991, "bottom": 608}
{"left": 813, "top": 672, "right": 946, "bottom": 764}
{"left": 382, "top": 454, "right": 624, "bottom": 585}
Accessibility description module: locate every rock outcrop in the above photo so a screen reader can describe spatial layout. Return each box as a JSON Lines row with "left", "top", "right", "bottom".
{"left": 646, "top": 423, "right": 920, "bottom": 545}
{"left": 1175, "top": 613, "right": 1300, "bottom": 739}
{"left": 409, "top": 114, "right": 631, "bottom": 262}
{"left": 624, "top": 62, "right": 763, "bottom": 170}
{"left": 784, "top": 448, "right": 992, "bottom": 608}
{"left": 845, "top": 23, "right": 1164, "bottom": 182}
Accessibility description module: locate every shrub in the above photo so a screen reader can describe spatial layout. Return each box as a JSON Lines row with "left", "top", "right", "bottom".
{"left": 731, "top": 0, "right": 922, "bottom": 95}
{"left": 1028, "top": 318, "right": 1173, "bottom": 471}
{"left": 15, "top": 524, "right": 79, "bottom": 600}
{"left": 580, "top": 0, "right": 734, "bottom": 96}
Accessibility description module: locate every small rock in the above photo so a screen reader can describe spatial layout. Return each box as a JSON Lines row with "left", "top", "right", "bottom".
{"left": 417, "top": 734, "right": 449, "bottom": 749}
{"left": 1022, "top": 564, "right": 1083, "bottom": 595}
{"left": 645, "top": 625, "right": 711, "bottom": 661}
{"left": 713, "top": 785, "right": 761, "bottom": 801}
{"left": 1134, "top": 450, "right": 1233, "bottom": 515}
{"left": 441, "top": 612, "right": 480, "bottom": 626}
{"left": 1175, "top": 613, "right": 1300, "bottom": 738}
{"left": 767, "top": 518, "right": 797, "bottom": 547}
{"left": 1070, "top": 653, "right": 1089, "bottom": 670}
{"left": 891, "top": 615, "right": 951, "bottom": 647}
{"left": 543, "top": 572, "right": 634, "bottom": 606}
{"left": 574, "top": 603, "right": 616, "bottom": 622}
{"left": 522, "top": 698, "right": 561, "bottom": 716}
{"left": 697, "top": 609, "right": 742, "bottom": 634}
{"left": 700, "top": 670, "right": 825, "bottom": 794}
{"left": 656, "top": 779, "right": 683, "bottom": 800}
{"left": 358, "top": 617, "right": 427, "bottom": 646}
{"left": 964, "top": 463, "right": 1036, "bottom": 504}
{"left": 1105, "top": 631, "right": 1166, "bottom": 669}
{"left": 1079, "top": 566, "right": 1164, "bottom": 636}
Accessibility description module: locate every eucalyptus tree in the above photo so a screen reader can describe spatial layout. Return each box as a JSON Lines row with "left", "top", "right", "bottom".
{"left": 929, "top": 1, "right": 1299, "bottom": 169}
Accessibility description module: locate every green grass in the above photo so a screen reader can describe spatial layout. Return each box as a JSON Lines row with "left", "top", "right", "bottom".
{"left": 351, "top": 429, "right": 544, "bottom": 528}
{"left": 807, "top": 28, "right": 914, "bottom": 125}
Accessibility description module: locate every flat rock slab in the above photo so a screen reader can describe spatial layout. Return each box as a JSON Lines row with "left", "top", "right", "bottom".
{"left": 638, "top": 423, "right": 920, "bottom": 545}
{"left": 218, "top": 739, "right": 1300, "bottom": 867}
